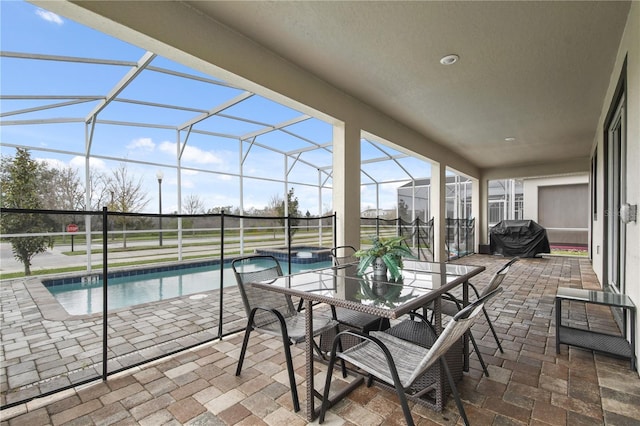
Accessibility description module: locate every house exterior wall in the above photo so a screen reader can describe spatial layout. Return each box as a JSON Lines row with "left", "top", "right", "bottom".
{"left": 522, "top": 174, "right": 589, "bottom": 246}
{"left": 592, "top": 1, "right": 639, "bottom": 372}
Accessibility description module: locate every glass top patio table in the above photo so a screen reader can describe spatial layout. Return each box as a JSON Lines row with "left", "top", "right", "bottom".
{"left": 248, "top": 259, "right": 484, "bottom": 421}
{"left": 252, "top": 260, "right": 485, "bottom": 320}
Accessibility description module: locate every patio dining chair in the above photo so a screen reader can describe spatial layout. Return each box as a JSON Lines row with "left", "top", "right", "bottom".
{"left": 440, "top": 257, "right": 519, "bottom": 354}
{"left": 231, "top": 255, "right": 341, "bottom": 412}
{"left": 319, "top": 290, "right": 498, "bottom": 426}
{"left": 329, "top": 245, "right": 358, "bottom": 265}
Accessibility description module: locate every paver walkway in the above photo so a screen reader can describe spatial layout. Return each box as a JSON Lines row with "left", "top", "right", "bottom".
{"left": 2, "top": 255, "right": 640, "bottom": 425}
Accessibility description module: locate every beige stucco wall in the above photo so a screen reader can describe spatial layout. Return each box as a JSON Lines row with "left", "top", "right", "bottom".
{"left": 592, "top": 1, "right": 639, "bottom": 372}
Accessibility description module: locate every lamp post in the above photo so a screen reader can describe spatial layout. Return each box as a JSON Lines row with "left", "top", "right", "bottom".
{"left": 156, "top": 170, "right": 164, "bottom": 247}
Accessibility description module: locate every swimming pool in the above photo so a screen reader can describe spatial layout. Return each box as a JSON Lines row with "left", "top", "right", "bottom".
{"left": 43, "top": 259, "right": 331, "bottom": 316}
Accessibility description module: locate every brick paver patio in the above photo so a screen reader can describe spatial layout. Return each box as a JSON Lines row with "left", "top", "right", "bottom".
{"left": 2, "top": 255, "right": 640, "bottom": 425}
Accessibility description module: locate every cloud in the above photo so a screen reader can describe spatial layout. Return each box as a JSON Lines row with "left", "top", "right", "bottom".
{"left": 127, "top": 137, "right": 155, "bottom": 151}
{"left": 180, "top": 178, "right": 195, "bottom": 189}
{"left": 35, "top": 9, "right": 64, "bottom": 25}
{"left": 36, "top": 158, "right": 66, "bottom": 169}
{"left": 158, "top": 141, "right": 223, "bottom": 165}
{"left": 69, "top": 156, "right": 107, "bottom": 171}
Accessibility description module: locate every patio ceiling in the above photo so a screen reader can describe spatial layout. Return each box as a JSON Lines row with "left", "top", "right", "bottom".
{"left": 4, "top": 0, "right": 631, "bottom": 198}
{"left": 181, "top": 1, "right": 630, "bottom": 171}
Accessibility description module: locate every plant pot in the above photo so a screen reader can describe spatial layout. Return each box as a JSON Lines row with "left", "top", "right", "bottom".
{"left": 373, "top": 257, "right": 388, "bottom": 277}
{"left": 372, "top": 280, "right": 389, "bottom": 297}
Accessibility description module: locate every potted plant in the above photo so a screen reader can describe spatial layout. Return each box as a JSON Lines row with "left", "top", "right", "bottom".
{"left": 354, "top": 235, "right": 415, "bottom": 280}
{"left": 355, "top": 275, "right": 415, "bottom": 308}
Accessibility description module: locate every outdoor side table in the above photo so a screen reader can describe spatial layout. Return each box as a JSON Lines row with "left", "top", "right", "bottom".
{"left": 555, "top": 287, "right": 636, "bottom": 370}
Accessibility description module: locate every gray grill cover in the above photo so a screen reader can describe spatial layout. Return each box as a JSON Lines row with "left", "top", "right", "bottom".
{"left": 489, "top": 220, "right": 550, "bottom": 258}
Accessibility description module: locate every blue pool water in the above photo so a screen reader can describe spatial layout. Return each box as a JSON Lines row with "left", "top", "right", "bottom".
{"left": 44, "top": 260, "right": 331, "bottom": 315}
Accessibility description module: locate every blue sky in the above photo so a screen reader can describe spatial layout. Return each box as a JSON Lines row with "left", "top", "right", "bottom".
{"left": 1, "top": 1, "right": 433, "bottom": 215}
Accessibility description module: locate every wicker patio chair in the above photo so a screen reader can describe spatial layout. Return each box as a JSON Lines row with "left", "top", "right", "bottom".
{"left": 319, "top": 290, "right": 500, "bottom": 426}
{"left": 231, "top": 255, "right": 340, "bottom": 412}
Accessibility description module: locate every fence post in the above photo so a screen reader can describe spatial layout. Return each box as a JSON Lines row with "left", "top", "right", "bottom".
{"left": 287, "top": 215, "right": 292, "bottom": 275}
{"left": 456, "top": 219, "right": 461, "bottom": 259}
{"left": 416, "top": 218, "right": 421, "bottom": 260}
{"left": 102, "top": 207, "right": 108, "bottom": 380}
{"left": 218, "top": 211, "right": 225, "bottom": 338}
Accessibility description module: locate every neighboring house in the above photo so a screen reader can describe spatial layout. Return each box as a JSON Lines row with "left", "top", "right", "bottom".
{"left": 522, "top": 174, "right": 589, "bottom": 248}
{"left": 398, "top": 173, "right": 588, "bottom": 247}
{"left": 361, "top": 208, "right": 396, "bottom": 219}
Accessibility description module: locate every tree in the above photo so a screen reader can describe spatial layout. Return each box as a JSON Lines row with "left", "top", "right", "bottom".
{"left": 183, "top": 194, "right": 205, "bottom": 215}
{"left": 0, "top": 148, "right": 54, "bottom": 275}
{"left": 39, "top": 165, "right": 84, "bottom": 211}
{"left": 207, "top": 205, "right": 238, "bottom": 214}
{"left": 398, "top": 199, "right": 410, "bottom": 222}
{"left": 38, "top": 164, "right": 87, "bottom": 232}
{"left": 108, "top": 163, "right": 150, "bottom": 248}
{"left": 182, "top": 194, "right": 205, "bottom": 234}
{"left": 87, "top": 168, "right": 113, "bottom": 211}
{"left": 271, "top": 188, "right": 301, "bottom": 240}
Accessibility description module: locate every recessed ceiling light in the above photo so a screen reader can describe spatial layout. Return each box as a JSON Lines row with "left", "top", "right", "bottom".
{"left": 440, "top": 54, "right": 459, "bottom": 65}
{"left": 505, "top": 137, "right": 516, "bottom": 142}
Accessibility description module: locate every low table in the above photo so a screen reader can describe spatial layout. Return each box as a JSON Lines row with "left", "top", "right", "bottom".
{"left": 555, "top": 287, "right": 636, "bottom": 369}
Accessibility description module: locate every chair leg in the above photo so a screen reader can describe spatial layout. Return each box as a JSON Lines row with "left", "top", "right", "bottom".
{"left": 468, "top": 330, "right": 490, "bottom": 377}
{"left": 235, "top": 327, "right": 252, "bottom": 376}
{"left": 483, "top": 307, "right": 504, "bottom": 353}
{"left": 394, "top": 385, "right": 415, "bottom": 426}
{"left": 441, "top": 358, "right": 470, "bottom": 426}
{"left": 282, "top": 341, "right": 301, "bottom": 412}
{"left": 318, "top": 350, "right": 339, "bottom": 424}
{"left": 334, "top": 330, "right": 348, "bottom": 378}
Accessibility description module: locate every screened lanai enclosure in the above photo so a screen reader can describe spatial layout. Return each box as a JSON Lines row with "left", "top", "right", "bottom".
{"left": 397, "top": 177, "right": 523, "bottom": 226}
{"left": 0, "top": 1, "right": 463, "bottom": 222}
{"left": 0, "top": 1, "right": 480, "bottom": 408}
{"left": 0, "top": 1, "right": 483, "bottom": 261}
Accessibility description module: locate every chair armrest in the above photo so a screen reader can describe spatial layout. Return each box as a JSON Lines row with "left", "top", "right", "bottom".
{"left": 467, "top": 282, "right": 482, "bottom": 299}
{"left": 442, "top": 292, "right": 464, "bottom": 310}
{"left": 248, "top": 305, "right": 289, "bottom": 330}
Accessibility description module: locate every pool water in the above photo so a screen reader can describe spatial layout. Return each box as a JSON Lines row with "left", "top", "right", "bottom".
{"left": 45, "top": 260, "right": 331, "bottom": 315}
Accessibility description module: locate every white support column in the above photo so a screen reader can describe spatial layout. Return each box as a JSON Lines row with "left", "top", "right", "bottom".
{"left": 333, "top": 122, "right": 360, "bottom": 248}
{"left": 431, "top": 162, "right": 447, "bottom": 261}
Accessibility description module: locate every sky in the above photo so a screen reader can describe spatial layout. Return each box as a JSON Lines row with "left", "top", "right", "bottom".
{"left": 0, "top": 0, "right": 434, "bottom": 215}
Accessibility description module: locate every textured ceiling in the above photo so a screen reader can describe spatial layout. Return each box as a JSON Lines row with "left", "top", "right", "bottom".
{"left": 185, "top": 1, "right": 630, "bottom": 170}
